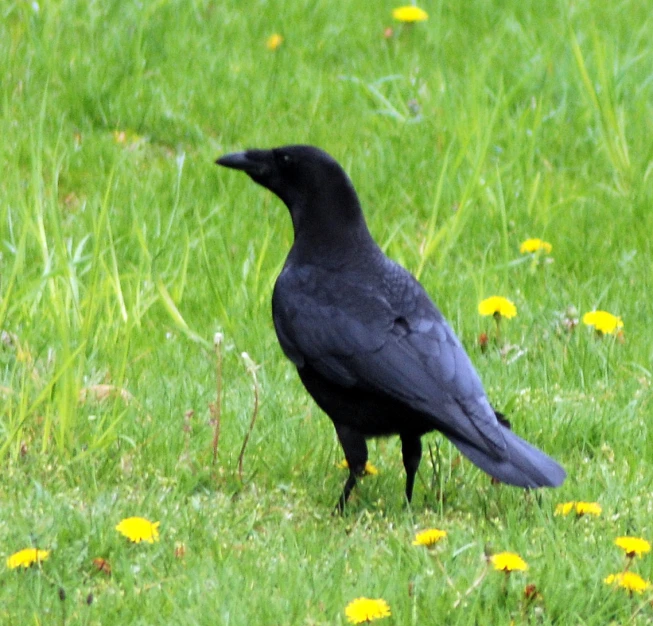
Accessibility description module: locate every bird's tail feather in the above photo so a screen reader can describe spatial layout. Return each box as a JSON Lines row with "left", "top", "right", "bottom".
{"left": 447, "top": 427, "right": 566, "bottom": 488}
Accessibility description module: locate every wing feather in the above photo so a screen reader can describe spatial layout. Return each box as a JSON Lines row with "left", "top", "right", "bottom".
{"left": 272, "top": 266, "right": 508, "bottom": 458}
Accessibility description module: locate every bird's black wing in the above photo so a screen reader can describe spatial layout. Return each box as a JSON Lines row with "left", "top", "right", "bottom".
{"left": 272, "top": 265, "right": 390, "bottom": 387}
{"left": 272, "top": 263, "right": 508, "bottom": 460}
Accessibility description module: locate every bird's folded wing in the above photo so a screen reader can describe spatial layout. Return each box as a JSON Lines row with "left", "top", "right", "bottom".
{"left": 273, "top": 280, "right": 507, "bottom": 459}
{"left": 273, "top": 287, "right": 390, "bottom": 387}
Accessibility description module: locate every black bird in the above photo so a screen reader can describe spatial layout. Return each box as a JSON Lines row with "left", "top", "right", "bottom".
{"left": 217, "top": 145, "right": 566, "bottom": 509}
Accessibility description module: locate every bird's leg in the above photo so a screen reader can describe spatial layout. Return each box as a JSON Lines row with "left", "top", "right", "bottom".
{"left": 334, "top": 424, "right": 368, "bottom": 513}
{"left": 400, "top": 434, "right": 422, "bottom": 504}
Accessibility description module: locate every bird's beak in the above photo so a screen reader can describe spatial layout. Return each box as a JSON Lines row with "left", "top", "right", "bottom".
{"left": 216, "top": 151, "right": 270, "bottom": 177}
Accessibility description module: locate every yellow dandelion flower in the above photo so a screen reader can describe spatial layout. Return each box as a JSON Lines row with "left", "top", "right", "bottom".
{"left": 604, "top": 572, "right": 651, "bottom": 594}
{"left": 345, "top": 597, "right": 391, "bottom": 624}
{"left": 554, "top": 501, "right": 575, "bottom": 516}
{"left": 7, "top": 548, "right": 50, "bottom": 569}
{"left": 337, "top": 459, "right": 379, "bottom": 476}
{"left": 555, "top": 501, "right": 601, "bottom": 517}
{"left": 392, "top": 6, "right": 428, "bottom": 22}
{"left": 116, "top": 517, "right": 160, "bottom": 543}
{"left": 575, "top": 502, "right": 601, "bottom": 517}
{"left": 520, "top": 238, "right": 552, "bottom": 254}
{"left": 615, "top": 536, "right": 651, "bottom": 558}
{"left": 412, "top": 528, "right": 447, "bottom": 547}
{"left": 478, "top": 296, "right": 517, "bottom": 319}
{"left": 490, "top": 552, "right": 528, "bottom": 572}
{"left": 266, "top": 34, "right": 283, "bottom": 51}
{"left": 582, "top": 311, "right": 623, "bottom": 335}
{"left": 363, "top": 461, "right": 379, "bottom": 476}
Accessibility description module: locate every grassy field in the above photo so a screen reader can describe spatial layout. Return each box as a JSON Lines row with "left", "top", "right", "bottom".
{"left": 2, "top": 0, "right": 653, "bottom": 623}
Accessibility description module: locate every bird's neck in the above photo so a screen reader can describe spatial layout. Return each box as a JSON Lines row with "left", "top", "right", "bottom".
{"left": 288, "top": 197, "right": 376, "bottom": 266}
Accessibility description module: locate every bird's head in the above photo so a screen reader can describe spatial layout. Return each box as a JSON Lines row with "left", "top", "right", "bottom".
{"left": 216, "top": 145, "right": 367, "bottom": 248}
{"left": 217, "top": 145, "right": 346, "bottom": 204}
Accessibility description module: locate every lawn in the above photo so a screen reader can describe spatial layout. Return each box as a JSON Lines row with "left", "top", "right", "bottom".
{"left": 1, "top": 0, "right": 653, "bottom": 623}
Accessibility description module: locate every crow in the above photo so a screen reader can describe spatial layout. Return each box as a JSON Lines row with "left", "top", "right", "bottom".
{"left": 216, "top": 145, "right": 566, "bottom": 510}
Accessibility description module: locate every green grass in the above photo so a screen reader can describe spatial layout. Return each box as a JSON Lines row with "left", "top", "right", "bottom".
{"left": 1, "top": 0, "right": 653, "bottom": 623}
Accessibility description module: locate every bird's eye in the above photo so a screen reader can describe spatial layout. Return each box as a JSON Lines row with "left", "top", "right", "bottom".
{"left": 275, "top": 151, "right": 294, "bottom": 167}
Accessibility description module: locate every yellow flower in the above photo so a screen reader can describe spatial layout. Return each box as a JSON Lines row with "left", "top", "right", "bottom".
{"left": 520, "top": 238, "right": 552, "bottom": 254}
{"left": 582, "top": 311, "right": 623, "bottom": 335}
{"left": 337, "top": 459, "right": 379, "bottom": 476}
{"left": 554, "top": 501, "right": 575, "bottom": 516}
{"left": 604, "top": 572, "right": 651, "bottom": 594}
{"left": 478, "top": 296, "right": 517, "bottom": 319}
{"left": 392, "top": 6, "right": 428, "bottom": 22}
{"left": 266, "top": 34, "right": 283, "bottom": 51}
{"left": 615, "top": 536, "right": 651, "bottom": 558}
{"left": 345, "top": 598, "right": 391, "bottom": 624}
{"left": 7, "top": 548, "right": 50, "bottom": 569}
{"left": 490, "top": 552, "right": 528, "bottom": 572}
{"left": 412, "top": 528, "right": 447, "bottom": 547}
{"left": 555, "top": 501, "right": 602, "bottom": 517}
{"left": 116, "top": 517, "right": 160, "bottom": 543}
{"left": 574, "top": 502, "right": 602, "bottom": 517}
